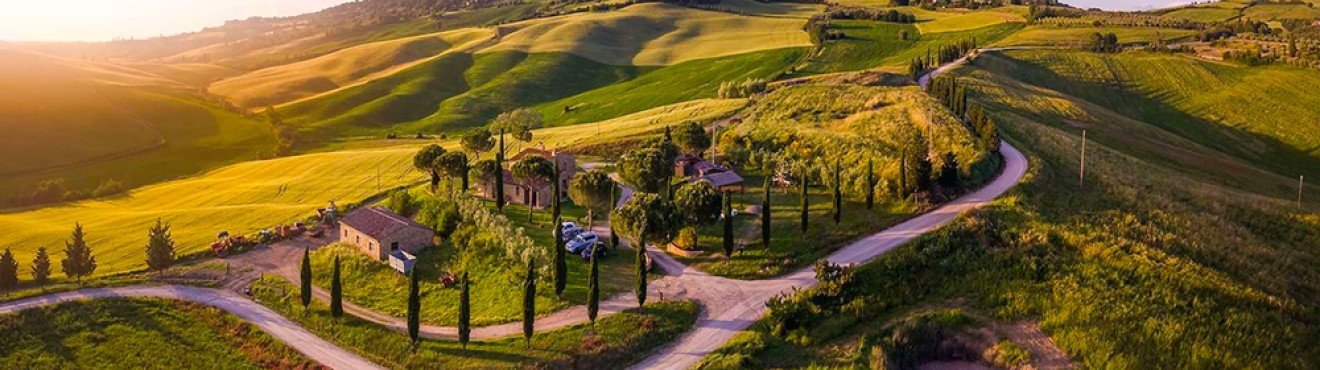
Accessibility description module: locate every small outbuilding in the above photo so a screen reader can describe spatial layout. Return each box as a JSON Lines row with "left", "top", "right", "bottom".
{"left": 339, "top": 206, "right": 434, "bottom": 262}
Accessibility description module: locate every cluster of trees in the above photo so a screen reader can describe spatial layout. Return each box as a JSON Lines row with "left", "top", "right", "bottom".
{"left": 1223, "top": 49, "right": 1274, "bottom": 66}
{"left": 1086, "top": 32, "right": 1121, "bottom": 53}
{"left": 717, "top": 78, "right": 770, "bottom": 99}
{"left": 826, "top": 6, "right": 917, "bottom": 23}
{"left": 264, "top": 107, "right": 298, "bottom": 158}
{"left": 0, "top": 220, "right": 174, "bottom": 293}
{"left": 2, "top": 178, "right": 126, "bottom": 209}
{"left": 804, "top": 15, "right": 845, "bottom": 46}
{"left": 908, "top": 38, "right": 979, "bottom": 79}
{"left": 928, "top": 76, "right": 1000, "bottom": 154}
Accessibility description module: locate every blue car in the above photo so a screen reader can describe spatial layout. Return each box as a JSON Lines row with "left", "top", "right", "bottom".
{"left": 580, "top": 242, "right": 608, "bottom": 261}
{"left": 566, "top": 232, "right": 599, "bottom": 254}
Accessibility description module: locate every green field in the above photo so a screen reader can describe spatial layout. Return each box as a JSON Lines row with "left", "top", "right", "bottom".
{"left": 994, "top": 26, "right": 1198, "bottom": 47}
{"left": 0, "top": 298, "right": 314, "bottom": 369}
{"left": 1162, "top": 7, "right": 1241, "bottom": 22}
{"left": 252, "top": 276, "right": 699, "bottom": 369}
{"left": 796, "top": 22, "right": 1023, "bottom": 76}
{"left": 1243, "top": 3, "right": 1320, "bottom": 20}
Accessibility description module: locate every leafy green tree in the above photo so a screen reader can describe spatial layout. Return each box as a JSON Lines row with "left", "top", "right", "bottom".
{"left": 674, "top": 181, "right": 722, "bottom": 248}
{"left": 511, "top": 155, "right": 555, "bottom": 221}
{"left": 144, "top": 219, "right": 175, "bottom": 273}
{"left": 723, "top": 191, "right": 734, "bottom": 258}
{"left": 553, "top": 216, "right": 567, "bottom": 298}
{"left": 612, "top": 193, "right": 682, "bottom": 246}
{"left": 458, "top": 271, "right": 471, "bottom": 350}
{"left": 414, "top": 144, "right": 447, "bottom": 192}
{"left": 461, "top": 128, "right": 495, "bottom": 159}
{"left": 865, "top": 158, "right": 875, "bottom": 209}
{"left": 800, "top": 176, "right": 809, "bottom": 233}
{"left": 408, "top": 266, "right": 421, "bottom": 352}
{"left": 436, "top": 152, "right": 470, "bottom": 192}
{"left": 570, "top": 170, "right": 616, "bottom": 229}
{"left": 300, "top": 247, "right": 312, "bottom": 314}
{"left": 331, "top": 255, "right": 343, "bottom": 322}
{"left": 30, "top": 247, "right": 50, "bottom": 285}
{"left": 61, "top": 223, "right": 96, "bottom": 284}
{"left": 672, "top": 122, "right": 711, "bottom": 156}
{"left": 469, "top": 159, "right": 500, "bottom": 198}
{"left": 522, "top": 261, "right": 537, "bottom": 348}
{"left": 762, "top": 179, "right": 771, "bottom": 249}
{"left": 618, "top": 148, "right": 672, "bottom": 193}
{"left": 636, "top": 234, "right": 648, "bottom": 308}
{"left": 0, "top": 248, "right": 17, "bottom": 292}
{"left": 587, "top": 244, "right": 601, "bottom": 327}
{"left": 493, "top": 109, "right": 542, "bottom": 150}
{"left": 832, "top": 159, "right": 842, "bottom": 224}
{"left": 495, "top": 130, "right": 506, "bottom": 210}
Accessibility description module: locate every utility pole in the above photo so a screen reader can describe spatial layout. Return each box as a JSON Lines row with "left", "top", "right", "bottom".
{"left": 1080, "top": 130, "right": 1087, "bottom": 188}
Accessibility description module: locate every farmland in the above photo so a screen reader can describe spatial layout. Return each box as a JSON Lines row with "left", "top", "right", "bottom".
{"left": 795, "top": 22, "right": 1023, "bottom": 76}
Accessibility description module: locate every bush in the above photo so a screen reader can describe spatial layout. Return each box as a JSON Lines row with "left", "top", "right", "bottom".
{"left": 985, "top": 340, "right": 1032, "bottom": 368}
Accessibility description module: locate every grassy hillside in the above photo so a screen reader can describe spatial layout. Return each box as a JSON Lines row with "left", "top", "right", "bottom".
{"left": 210, "top": 28, "right": 494, "bottom": 109}
{"left": 915, "top": 9, "right": 1025, "bottom": 33}
{"left": 0, "top": 298, "right": 315, "bottom": 369}
{"left": 795, "top": 22, "right": 1022, "bottom": 75}
{"left": 974, "top": 50, "right": 1320, "bottom": 180}
{"left": 481, "top": 3, "right": 813, "bottom": 66}
{"left": 1243, "top": 3, "right": 1320, "bottom": 20}
{"left": 0, "top": 99, "right": 742, "bottom": 276}
{"left": 0, "top": 50, "right": 273, "bottom": 199}
{"left": 994, "top": 26, "right": 1198, "bottom": 47}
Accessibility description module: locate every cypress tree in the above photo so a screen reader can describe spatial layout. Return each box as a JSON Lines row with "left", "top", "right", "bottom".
{"left": 761, "top": 179, "right": 771, "bottom": 249}
{"left": 408, "top": 265, "right": 421, "bottom": 352}
{"left": 61, "top": 223, "right": 96, "bottom": 284}
{"left": 636, "top": 234, "right": 648, "bottom": 308}
{"left": 144, "top": 219, "right": 175, "bottom": 274}
{"left": 722, "top": 191, "right": 734, "bottom": 258}
{"left": 0, "top": 248, "right": 17, "bottom": 292}
{"left": 899, "top": 150, "right": 909, "bottom": 199}
{"left": 300, "top": 247, "right": 312, "bottom": 314}
{"left": 495, "top": 129, "right": 506, "bottom": 211}
{"left": 800, "top": 175, "right": 809, "bottom": 233}
{"left": 832, "top": 159, "right": 842, "bottom": 224}
{"left": 865, "top": 158, "right": 875, "bottom": 210}
{"left": 587, "top": 244, "right": 600, "bottom": 327}
{"left": 331, "top": 255, "right": 343, "bottom": 322}
{"left": 609, "top": 186, "right": 620, "bottom": 250}
{"left": 30, "top": 247, "right": 50, "bottom": 285}
{"left": 552, "top": 161, "right": 561, "bottom": 224}
{"left": 553, "top": 216, "right": 567, "bottom": 298}
{"left": 522, "top": 261, "right": 537, "bottom": 348}
{"left": 458, "top": 271, "right": 471, "bottom": 350}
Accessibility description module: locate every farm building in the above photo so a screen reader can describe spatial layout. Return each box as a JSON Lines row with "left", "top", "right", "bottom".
{"left": 339, "top": 206, "right": 434, "bottom": 263}
{"left": 475, "top": 148, "right": 576, "bottom": 209}
{"left": 675, "top": 154, "right": 744, "bottom": 191}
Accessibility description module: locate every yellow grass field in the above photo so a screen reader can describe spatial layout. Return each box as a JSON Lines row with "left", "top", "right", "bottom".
{"left": 0, "top": 99, "right": 744, "bottom": 276}
{"left": 993, "top": 26, "right": 1198, "bottom": 47}
{"left": 478, "top": 3, "right": 814, "bottom": 65}
{"left": 915, "top": 10, "right": 1025, "bottom": 34}
{"left": 209, "top": 28, "right": 494, "bottom": 108}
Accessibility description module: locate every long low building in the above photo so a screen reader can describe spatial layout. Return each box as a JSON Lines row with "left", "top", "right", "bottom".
{"left": 338, "top": 206, "right": 434, "bottom": 262}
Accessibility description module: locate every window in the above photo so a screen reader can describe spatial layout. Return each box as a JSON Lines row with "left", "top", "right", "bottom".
{"left": 343, "top": 229, "right": 348, "bottom": 237}
{"left": 391, "top": 242, "right": 399, "bottom": 251}
{"left": 356, "top": 236, "right": 360, "bottom": 244}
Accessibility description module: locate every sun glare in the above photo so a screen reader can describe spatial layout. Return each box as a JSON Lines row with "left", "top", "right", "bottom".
{"left": 0, "top": 0, "right": 348, "bottom": 42}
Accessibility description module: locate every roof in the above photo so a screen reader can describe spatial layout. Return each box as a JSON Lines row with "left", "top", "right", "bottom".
{"left": 699, "top": 171, "right": 745, "bottom": 188}
{"left": 340, "top": 206, "right": 431, "bottom": 239}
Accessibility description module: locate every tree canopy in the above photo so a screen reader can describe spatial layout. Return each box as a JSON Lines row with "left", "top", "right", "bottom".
{"left": 612, "top": 193, "right": 682, "bottom": 245}
{"left": 461, "top": 129, "right": 495, "bottom": 159}
{"left": 672, "top": 122, "right": 712, "bottom": 156}
{"left": 618, "top": 148, "right": 672, "bottom": 193}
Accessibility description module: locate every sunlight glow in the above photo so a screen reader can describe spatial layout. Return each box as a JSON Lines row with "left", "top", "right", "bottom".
{"left": 0, "top": 0, "right": 349, "bottom": 42}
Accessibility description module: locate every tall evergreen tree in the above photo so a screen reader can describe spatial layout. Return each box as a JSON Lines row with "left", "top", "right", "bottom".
{"left": 300, "top": 247, "right": 312, "bottom": 314}
{"left": 0, "top": 248, "right": 18, "bottom": 292}
{"left": 144, "top": 219, "right": 175, "bottom": 273}
{"left": 331, "top": 255, "right": 343, "bottom": 322}
{"left": 408, "top": 265, "right": 421, "bottom": 352}
{"left": 30, "top": 247, "right": 50, "bottom": 285}
{"left": 60, "top": 223, "right": 96, "bottom": 284}
{"left": 522, "top": 261, "right": 537, "bottom": 348}
{"left": 899, "top": 150, "right": 910, "bottom": 199}
{"left": 762, "top": 179, "right": 771, "bottom": 249}
{"left": 553, "top": 216, "right": 567, "bottom": 298}
{"left": 552, "top": 160, "right": 561, "bottom": 223}
{"left": 495, "top": 129, "right": 506, "bottom": 211}
{"left": 609, "top": 186, "right": 620, "bottom": 250}
{"left": 865, "top": 158, "right": 875, "bottom": 210}
{"left": 832, "top": 159, "right": 842, "bottom": 224}
{"left": 800, "top": 175, "right": 809, "bottom": 233}
{"left": 587, "top": 244, "right": 600, "bottom": 327}
{"left": 458, "top": 271, "right": 471, "bottom": 350}
{"left": 636, "top": 234, "right": 648, "bottom": 308}
{"left": 723, "top": 191, "right": 734, "bottom": 258}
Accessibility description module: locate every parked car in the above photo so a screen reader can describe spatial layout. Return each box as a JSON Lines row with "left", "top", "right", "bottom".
{"left": 560, "top": 222, "right": 583, "bottom": 241}
{"left": 566, "top": 232, "right": 599, "bottom": 254}
{"left": 580, "top": 242, "right": 608, "bottom": 260}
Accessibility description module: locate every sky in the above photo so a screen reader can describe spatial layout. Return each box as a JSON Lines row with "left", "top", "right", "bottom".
{"left": 1064, "top": 0, "right": 1193, "bottom": 11}
{"left": 0, "top": 0, "right": 351, "bottom": 42}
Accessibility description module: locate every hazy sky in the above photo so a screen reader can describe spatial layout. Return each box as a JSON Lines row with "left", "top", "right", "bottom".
{"left": 1064, "top": 0, "right": 1193, "bottom": 11}
{"left": 0, "top": 0, "right": 350, "bottom": 42}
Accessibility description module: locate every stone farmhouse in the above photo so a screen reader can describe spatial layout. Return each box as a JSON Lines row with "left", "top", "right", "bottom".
{"left": 339, "top": 206, "right": 434, "bottom": 265}
{"left": 675, "top": 154, "right": 745, "bottom": 192}
{"left": 476, "top": 148, "right": 575, "bottom": 208}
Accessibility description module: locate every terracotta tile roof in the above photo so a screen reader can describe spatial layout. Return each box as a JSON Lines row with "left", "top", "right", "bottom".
{"left": 340, "top": 206, "right": 431, "bottom": 239}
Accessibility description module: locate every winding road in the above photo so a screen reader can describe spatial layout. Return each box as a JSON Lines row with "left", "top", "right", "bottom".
{"left": 0, "top": 49, "right": 1027, "bottom": 370}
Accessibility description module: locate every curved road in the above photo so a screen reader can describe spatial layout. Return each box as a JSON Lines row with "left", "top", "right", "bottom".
{"left": 0, "top": 285, "right": 384, "bottom": 370}
{"left": 0, "top": 49, "right": 1026, "bottom": 370}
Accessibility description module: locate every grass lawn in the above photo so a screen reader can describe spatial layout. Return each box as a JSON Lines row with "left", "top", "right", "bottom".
{"left": 310, "top": 198, "right": 636, "bottom": 326}
{"left": 0, "top": 298, "right": 315, "bottom": 369}
{"left": 251, "top": 276, "right": 699, "bottom": 369}
{"left": 675, "top": 175, "right": 916, "bottom": 279}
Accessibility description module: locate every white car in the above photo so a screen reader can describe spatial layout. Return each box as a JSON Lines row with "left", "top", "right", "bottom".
{"left": 566, "top": 232, "right": 599, "bottom": 254}
{"left": 560, "top": 222, "right": 583, "bottom": 241}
